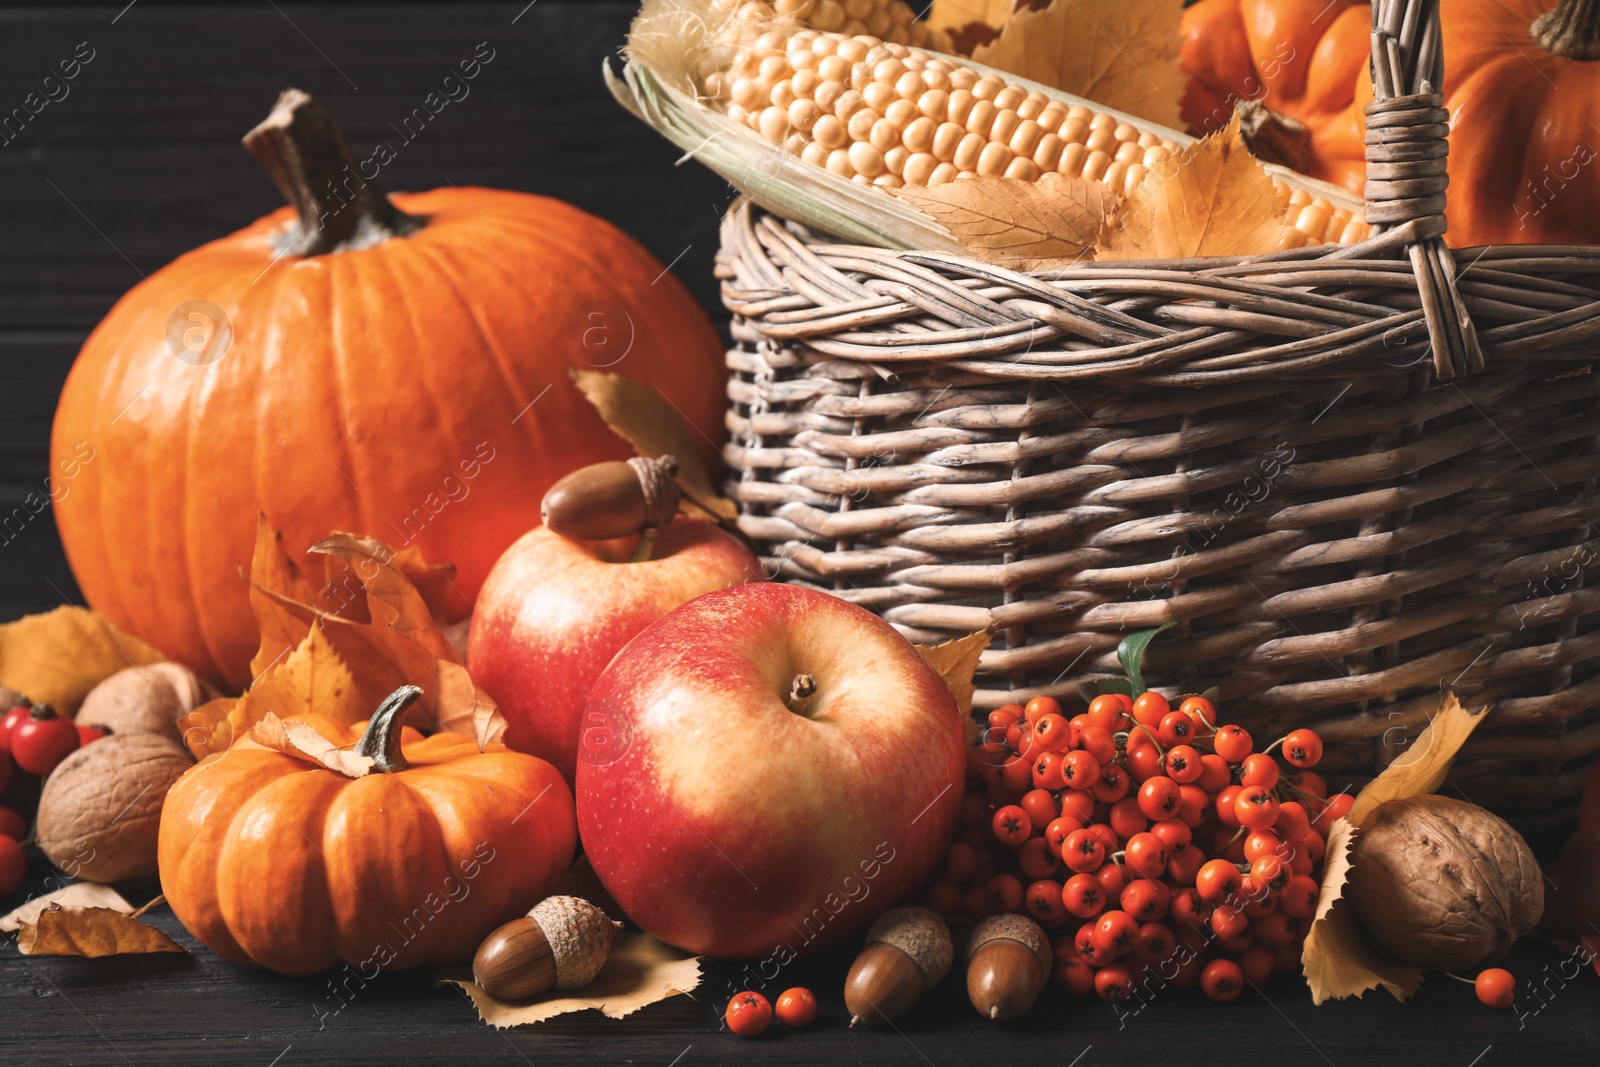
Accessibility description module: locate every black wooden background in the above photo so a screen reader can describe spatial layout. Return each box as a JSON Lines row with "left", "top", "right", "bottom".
{"left": 1, "top": 3, "right": 1596, "bottom": 1065}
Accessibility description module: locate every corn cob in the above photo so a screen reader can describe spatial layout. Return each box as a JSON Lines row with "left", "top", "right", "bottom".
{"left": 709, "top": 0, "right": 943, "bottom": 49}
{"left": 702, "top": 29, "right": 1371, "bottom": 246}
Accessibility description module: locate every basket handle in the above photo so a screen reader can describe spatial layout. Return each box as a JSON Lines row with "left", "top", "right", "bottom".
{"left": 1362, "top": 0, "right": 1483, "bottom": 380}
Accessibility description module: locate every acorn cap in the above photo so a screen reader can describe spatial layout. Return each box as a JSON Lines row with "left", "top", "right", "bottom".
{"left": 865, "top": 907, "right": 953, "bottom": 986}
{"left": 530, "top": 895, "right": 619, "bottom": 989}
{"left": 966, "top": 914, "right": 1050, "bottom": 979}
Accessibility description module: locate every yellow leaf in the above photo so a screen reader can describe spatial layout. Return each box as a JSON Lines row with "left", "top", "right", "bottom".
{"left": 247, "top": 712, "right": 375, "bottom": 778}
{"left": 17, "top": 905, "right": 186, "bottom": 958}
{"left": 247, "top": 512, "right": 319, "bottom": 683}
{"left": 896, "top": 173, "right": 1115, "bottom": 270}
{"left": 0, "top": 606, "right": 166, "bottom": 716}
{"left": 240, "top": 623, "right": 365, "bottom": 726}
{"left": 447, "top": 932, "right": 701, "bottom": 1026}
{"left": 1301, "top": 692, "right": 1491, "bottom": 1004}
{"left": 1096, "top": 113, "right": 1294, "bottom": 260}
{"left": 926, "top": 0, "right": 1017, "bottom": 33}
{"left": 570, "top": 368, "right": 736, "bottom": 522}
{"left": 971, "top": 0, "right": 1185, "bottom": 129}
{"left": 915, "top": 630, "right": 992, "bottom": 718}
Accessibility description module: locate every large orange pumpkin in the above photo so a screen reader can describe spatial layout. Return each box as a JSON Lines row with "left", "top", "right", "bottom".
{"left": 158, "top": 686, "right": 576, "bottom": 974}
{"left": 50, "top": 89, "right": 727, "bottom": 690}
{"left": 1180, "top": 0, "right": 1371, "bottom": 192}
{"left": 1352, "top": 0, "right": 1600, "bottom": 246}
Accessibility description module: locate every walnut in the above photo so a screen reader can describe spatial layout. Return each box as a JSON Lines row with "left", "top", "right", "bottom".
{"left": 74, "top": 663, "right": 213, "bottom": 744}
{"left": 36, "top": 733, "right": 194, "bottom": 883}
{"left": 1345, "top": 795, "right": 1543, "bottom": 969}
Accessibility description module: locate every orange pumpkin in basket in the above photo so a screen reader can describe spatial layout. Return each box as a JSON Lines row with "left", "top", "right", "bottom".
{"left": 157, "top": 687, "right": 576, "bottom": 974}
{"left": 49, "top": 89, "right": 727, "bottom": 691}
{"left": 1180, "top": 0, "right": 1371, "bottom": 192}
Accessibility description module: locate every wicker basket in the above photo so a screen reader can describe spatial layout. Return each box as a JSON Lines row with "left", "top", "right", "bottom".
{"left": 713, "top": 0, "right": 1600, "bottom": 825}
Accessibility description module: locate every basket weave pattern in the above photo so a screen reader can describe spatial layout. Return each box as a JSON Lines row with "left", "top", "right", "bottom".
{"left": 714, "top": 0, "right": 1600, "bottom": 821}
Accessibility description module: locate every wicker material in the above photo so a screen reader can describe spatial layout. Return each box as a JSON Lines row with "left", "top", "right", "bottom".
{"left": 714, "top": 0, "right": 1600, "bottom": 823}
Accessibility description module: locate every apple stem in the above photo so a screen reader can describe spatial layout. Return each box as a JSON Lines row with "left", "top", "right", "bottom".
{"left": 786, "top": 674, "right": 818, "bottom": 714}
{"left": 628, "top": 528, "right": 659, "bottom": 564}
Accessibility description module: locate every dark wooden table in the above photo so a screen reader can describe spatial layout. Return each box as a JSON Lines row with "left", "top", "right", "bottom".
{"left": 2, "top": 3, "right": 1596, "bottom": 1064}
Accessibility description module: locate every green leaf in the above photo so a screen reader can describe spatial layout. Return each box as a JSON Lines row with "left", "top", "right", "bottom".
{"left": 1200, "top": 686, "right": 1222, "bottom": 705}
{"left": 1118, "top": 623, "right": 1177, "bottom": 697}
{"left": 1076, "top": 677, "right": 1134, "bottom": 704}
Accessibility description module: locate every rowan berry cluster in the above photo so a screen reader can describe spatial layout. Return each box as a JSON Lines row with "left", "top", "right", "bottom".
{"left": 925, "top": 691, "right": 1349, "bottom": 1005}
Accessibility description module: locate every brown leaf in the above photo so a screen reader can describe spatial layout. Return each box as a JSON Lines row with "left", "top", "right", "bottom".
{"left": 0, "top": 606, "right": 167, "bottom": 716}
{"left": 1096, "top": 113, "right": 1294, "bottom": 260}
{"left": 0, "top": 883, "right": 132, "bottom": 933}
{"left": 1301, "top": 691, "right": 1491, "bottom": 1004}
{"left": 242, "top": 623, "right": 365, "bottom": 726}
{"left": 387, "top": 545, "right": 458, "bottom": 623}
{"left": 971, "top": 0, "right": 1185, "bottom": 129}
{"left": 896, "top": 173, "right": 1115, "bottom": 270}
{"left": 915, "top": 630, "right": 992, "bottom": 718}
{"left": 570, "top": 368, "right": 735, "bottom": 522}
{"left": 926, "top": 0, "right": 1018, "bottom": 34}
{"left": 446, "top": 932, "right": 701, "bottom": 1026}
{"left": 248, "top": 513, "right": 320, "bottom": 683}
{"left": 17, "top": 905, "right": 186, "bottom": 957}
{"left": 247, "top": 712, "right": 374, "bottom": 778}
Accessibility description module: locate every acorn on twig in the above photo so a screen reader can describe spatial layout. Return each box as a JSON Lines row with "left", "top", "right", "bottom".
{"left": 472, "top": 895, "right": 619, "bottom": 1001}
{"left": 844, "top": 907, "right": 952, "bottom": 1027}
{"left": 540, "top": 456, "right": 681, "bottom": 541}
{"left": 965, "top": 913, "right": 1051, "bottom": 1021}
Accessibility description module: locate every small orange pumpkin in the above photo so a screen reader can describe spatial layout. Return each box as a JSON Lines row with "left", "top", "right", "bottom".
{"left": 158, "top": 687, "right": 576, "bottom": 974}
{"left": 1180, "top": 0, "right": 1371, "bottom": 192}
{"left": 51, "top": 89, "right": 727, "bottom": 691}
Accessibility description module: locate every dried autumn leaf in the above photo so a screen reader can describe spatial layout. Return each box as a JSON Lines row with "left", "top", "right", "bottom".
{"left": 971, "top": 0, "right": 1185, "bottom": 129}
{"left": 239, "top": 623, "right": 366, "bottom": 727}
{"left": 447, "top": 932, "right": 701, "bottom": 1026}
{"left": 247, "top": 712, "right": 374, "bottom": 777}
{"left": 0, "top": 883, "right": 132, "bottom": 933}
{"left": 387, "top": 545, "right": 458, "bottom": 623}
{"left": 926, "top": 0, "right": 1017, "bottom": 33}
{"left": 915, "top": 630, "right": 992, "bottom": 719}
{"left": 570, "top": 367, "right": 735, "bottom": 522}
{"left": 1096, "top": 113, "right": 1294, "bottom": 260}
{"left": 1301, "top": 692, "right": 1491, "bottom": 1004}
{"left": 897, "top": 173, "right": 1114, "bottom": 270}
{"left": 248, "top": 512, "right": 321, "bottom": 683}
{"left": 17, "top": 905, "right": 186, "bottom": 958}
{"left": 0, "top": 606, "right": 166, "bottom": 716}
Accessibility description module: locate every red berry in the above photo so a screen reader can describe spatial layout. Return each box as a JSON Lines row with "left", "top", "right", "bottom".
{"left": 1093, "top": 909, "right": 1139, "bottom": 956}
{"left": 1274, "top": 801, "right": 1311, "bottom": 843}
{"left": 1311, "top": 792, "right": 1355, "bottom": 835}
{"left": 1164, "top": 744, "right": 1202, "bottom": 784}
{"left": 1000, "top": 754, "right": 1034, "bottom": 796}
{"left": 1109, "top": 797, "right": 1149, "bottom": 840}
{"left": 992, "top": 805, "right": 1032, "bottom": 845}
{"left": 1062, "top": 749, "right": 1101, "bottom": 790}
{"left": 1060, "top": 789, "right": 1096, "bottom": 823}
{"left": 0, "top": 835, "right": 25, "bottom": 897}
{"left": 989, "top": 705, "right": 1023, "bottom": 731}
{"left": 1045, "top": 815, "right": 1084, "bottom": 856}
{"left": 1131, "top": 691, "right": 1170, "bottom": 728}
{"left": 1164, "top": 842, "right": 1205, "bottom": 886}
{"left": 0, "top": 704, "right": 30, "bottom": 753}
{"left": 1201, "top": 958, "right": 1246, "bottom": 1003}
{"left": 774, "top": 987, "right": 817, "bottom": 1028}
{"left": 1178, "top": 696, "right": 1216, "bottom": 730}
{"left": 985, "top": 873, "right": 1025, "bottom": 913}
{"left": 1020, "top": 788, "right": 1060, "bottom": 830}
{"left": 1121, "top": 878, "right": 1170, "bottom": 922}
{"left": 1024, "top": 695, "right": 1062, "bottom": 723}
{"left": 1240, "top": 753, "right": 1281, "bottom": 790}
{"left": 1076, "top": 725, "right": 1116, "bottom": 764}
{"left": 1091, "top": 764, "right": 1129, "bottom": 804}
{"left": 1243, "top": 830, "right": 1283, "bottom": 864}
{"left": 1086, "top": 694, "right": 1129, "bottom": 732}
{"left": 1281, "top": 874, "right": 1321, "bottom": 919}
{"left": 1137, "top": 776, "right": 1181, "bottom": 821}
{"left": 1196, "top": 858, "right": 1244, "bottom": 903}
{"left": 725, "top": 991, "right": 772, "bottom": 1036}
{"left": 1150, "top": 818, "right": 1191, "bottom": 851}
{"left": 1250, "top": 854, "right": 1291, "bottom": 895}
{"left": 74, "top": 723, "right": 108, "bottom": 748}
{"left": 1031, "top": 751, "right": 1065, "bottom": 791}
{"left": 1210, "top": 904, "right": 1249, "bottom": 940}
{"left": 1253, "top": 910, "right": 1296, "bottom": 949}
{"left": 927, "top": 880, "right": 962, "bottom": 915}
{"left": 1054, "top": 955, "right": 1096, "bottom": 997}
{"left": 1093, "top": 859, "right": 1126, "bottom": 899}
{"left": 1134, "top": 921, "right": 1176, "bottom": 965}
{"left": 1212, "top": 723, "right": 1253, "bottom": 763}
{"left": 1282, "top": 728, "right": 1323, "bottom": 768}
{"left": 0, "top": 806, "right": 28, "bottom": 841}
{"left": 1074, "top": 922, "right": 1111, "bottom": 966}
{"left": 1061, "top": 829, "right": 1104, "bottom": 873}
{"left": 1025, "top": 878, "right": 1063, "bottom": 922}
{"left": 1018, "top": 837, "right": 1062, "bottom": 880}
{"left": 1237, "top": 944, "right": 1275, "bottom": 985}
{"left": 1235, "top": 785, "right": 1280, "bottom": 830}
{"left": 1061, "top": 872, "right": 1106, "bottom": 919}
{"left": 1033, "top": 713, "right": 1073, "bottom": 752}
{"left": 1198, "top": 753, "right": 1232, "bottom": 793}
{"left": 1475, "top": 967, "right": 1515, "bottom": 1009}
{"left": 1176, "top": 785, "right": 1210, "bottom": 828}
{"left": 1171, "top": 887, "right": 1210, "bottom": 929}
{"left": 10, "top": 705, "right": 79, "bottom": 777}
{"left": 1215, "top": 784, "right": 1245, "bottom": 828}
{"left": 1095, "top": 962, "right": 1136, "bottom": 1003}
{"left": 1157, "top": 711, "right": 1195, "bottom": 748}
{"left": 1126, "top": 742, "right": 1164, "bottom": 782}
{"left": 0, "top": 748, "right": 10, "bottom": 794}
{"left": 1293, "top": 770, "right": 1329, "bottom": 799}
{"left": 1123, "top": 832, "right": 1168, "bottom": 880}
{"left": 1298, "top": 829, "right": 1327, "bottom": 865}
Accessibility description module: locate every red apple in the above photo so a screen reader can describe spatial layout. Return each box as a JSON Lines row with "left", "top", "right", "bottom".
{"left": 576, "top": 583, "right": 966, "bottom": 960}
{"left": 468, "top": 517, "right": 761, "bottom": 784}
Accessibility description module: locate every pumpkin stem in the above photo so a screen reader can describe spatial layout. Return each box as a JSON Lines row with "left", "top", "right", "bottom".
{"left": 1533, "top": 0, "right": 1600, "bottom": 59}
{"left": 242, "top": 88, "right": 420, "bottom": 256}
{"left": 1234, "top": 100, "right": 1313, "bottom": 176}
{"left": 356, "top": 685, "right": 423, "bottom": 773}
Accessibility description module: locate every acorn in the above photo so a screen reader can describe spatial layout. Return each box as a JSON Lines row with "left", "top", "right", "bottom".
{"left": 472, "top": 895, "right": 618, "bottom": 1001}
{"left": 844, "top": 907, "right": 952, "bottom": 1028}
{"left": 540, "top": 455, "right": 681, "bottom": 540}
{"left": 965, "top": 913, "right": 1051, "bottom": 1021}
